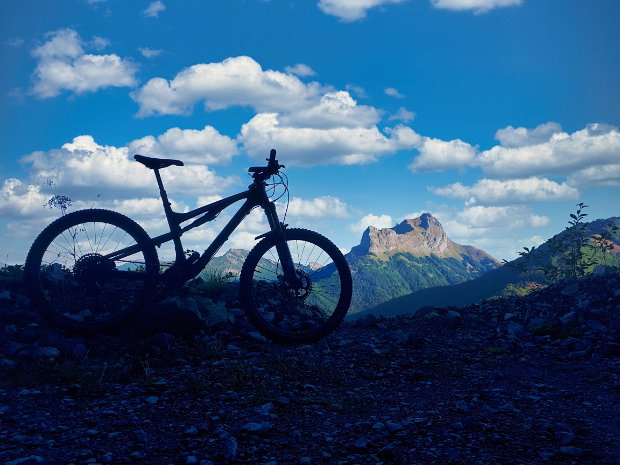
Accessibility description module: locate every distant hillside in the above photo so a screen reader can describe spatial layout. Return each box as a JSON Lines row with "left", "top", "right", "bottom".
{"left": 345, "top": 213, "right": 500, "bottom": 313}
{"left": 353, "top": 216, "right": 620, "bottom": 319}
{"left": 196, "top": 214, "right": 500, "bottom": 313}
{"left": 200, "top": 249, "right": 249, "bottom": 277}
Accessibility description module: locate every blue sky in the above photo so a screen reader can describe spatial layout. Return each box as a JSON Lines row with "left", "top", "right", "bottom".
{"left": 1, "top": 0, "right": 619, "bottom": 264}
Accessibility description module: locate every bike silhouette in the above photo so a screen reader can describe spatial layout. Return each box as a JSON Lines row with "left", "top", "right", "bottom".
{"left": 24, "top": 149, "right": 352, "bottom": 343}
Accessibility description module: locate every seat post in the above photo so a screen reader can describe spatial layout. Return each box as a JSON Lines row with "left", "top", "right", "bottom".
{"left": 153, "top": 169, "right": 185, "bottom": 262}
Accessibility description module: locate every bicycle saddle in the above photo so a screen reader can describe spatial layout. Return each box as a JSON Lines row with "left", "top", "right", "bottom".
{"left": 134, "top": 154, "right": 184, "bottom": 169}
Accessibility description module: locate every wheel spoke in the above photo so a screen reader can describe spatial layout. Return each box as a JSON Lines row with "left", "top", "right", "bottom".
{"left": 242, "top": 229, "right": 351, "bottom": 343}
{"left": 25, "top": 210, "right": 158, "bottom": 331}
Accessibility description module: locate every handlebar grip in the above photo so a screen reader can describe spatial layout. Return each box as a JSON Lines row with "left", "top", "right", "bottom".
{"left": 269, "top": 149, "right": 277, "bottom": 163}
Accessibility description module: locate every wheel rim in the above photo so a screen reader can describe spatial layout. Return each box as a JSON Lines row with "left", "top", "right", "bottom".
{"left": 36, "top": 218, "right": 152, "bottom": 326}
{"left": 249, "top": 238, "right": 344, "bottom": 337}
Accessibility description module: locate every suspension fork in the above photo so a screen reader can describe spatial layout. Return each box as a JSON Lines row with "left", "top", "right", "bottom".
{"left": 263, "top": 201, "right": 301, "bottom": 287}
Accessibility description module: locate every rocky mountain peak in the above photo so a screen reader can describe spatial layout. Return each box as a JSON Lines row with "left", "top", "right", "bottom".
{"left": 351, "top": 213, "right": 456, "bottom": 258}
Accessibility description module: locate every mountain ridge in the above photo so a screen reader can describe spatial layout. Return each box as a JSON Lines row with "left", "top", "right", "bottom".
{"left": 350, "top": 213, "right": 497, "bottom": 262}
{"left": 353, "top": 215, "right": 620, "bottom": 319}
{"left": 344, "top": 213, "right": 500, "bottom": 312}
{"left": 201, "top": 213, "right": 502, "bottom": 313}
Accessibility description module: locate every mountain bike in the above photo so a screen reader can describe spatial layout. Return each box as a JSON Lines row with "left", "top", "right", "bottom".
{"left": 24, "top": 150, "right": 352, "bottom": 343}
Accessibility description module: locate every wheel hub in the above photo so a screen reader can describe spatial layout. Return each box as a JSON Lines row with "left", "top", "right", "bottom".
{"left": 73, "top": 253, "right": 115, "bottom": 284}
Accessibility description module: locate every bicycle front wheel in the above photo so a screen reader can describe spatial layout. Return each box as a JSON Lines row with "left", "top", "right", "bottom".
{"left": 239, "top": 228, "right": 352, "bottom": 343}
{"left": 24, "top": 209, "right": 160, "bottom": 332}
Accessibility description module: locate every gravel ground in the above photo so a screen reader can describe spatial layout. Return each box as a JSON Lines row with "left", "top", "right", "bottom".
{"left": 1, "top": 274, "right": 620, "bottom": 465}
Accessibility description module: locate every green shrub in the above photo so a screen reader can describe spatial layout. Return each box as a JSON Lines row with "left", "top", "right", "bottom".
{"left": 507, "top": 203, "right": 619, "bottom": 283}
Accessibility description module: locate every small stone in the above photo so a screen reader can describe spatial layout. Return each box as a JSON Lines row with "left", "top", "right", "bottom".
{"left": 275, "top": 396, "right": 290, "bottom": 405}
{"left": 559, "top": 446, "right": 584, "bottom": 457}
{"left": 354, "top": 437, "right": 369, "bottom": 449}
{"left": 243, "top": 422, "right": 272, "bottom": 433}
{"left": 506, "top": 322, "right": 527, "bottom": 338}
{"left": 1, "top": 358, "right": 17, "bottom": 369}
{"left": 567, "top": 350, "right": 588, "bottom": 360}
{"left": 454, "top": 400, "right": 468, "bottom": 412}
{"left": 5, "top": 457, "right": 45, "bottom": 465}
{"left": 603, "top": 342, "right": 620, "bottom": 357}
{"left": 386, "top": 422, "right": 404, "bottom": 433}
{"left": 560, "top": 312, "right": 576, "bottom": 325}
{"left": 450, "top": 421, "right": 464, "bottom": 430}
{"left": 255, "top": 402, "right": 274, "bottom": 416}
{"left": 555, "top": 430, "right": 576, "bottom": 445}
{"left": 248, "top": 331, "right": 267, "bottom": 343}
{"left": 224, "top": 436, "right": 238, "bottom": 461}
{"left": 389, "top": 330, "right": 408, "bottom": 345}
{"left": 34, "top": 346, "right": 60, "bottom": 359}
{"left": 447, "top": 310, "right": 462, "bottom": 327}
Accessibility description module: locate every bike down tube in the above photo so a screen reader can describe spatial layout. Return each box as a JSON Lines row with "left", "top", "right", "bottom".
{"left": 103, "top": 191, "right": 250, "bottom": 263}
{"left": 187, "top": 199, "right": 257, "bottom": 278}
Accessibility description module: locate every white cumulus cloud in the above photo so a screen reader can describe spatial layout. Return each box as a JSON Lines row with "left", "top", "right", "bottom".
{"left": 239, "top": 113, "right": 419, "bottom": 166}
{"left": 131, "top": 55, "right": 324, "bottom": 117}
{"left": 384, "top": 87, "right": 404, "bottom": 98}
{"left": 31, "top": 29, "right": 136, "bottom": 98}
{"left": 456, "top": 205, "right": 549, "bottom": 229}
{"left": 494, "top": 122, "right": 562, "bottom": 148}
{"left": 478, "top": 123, "right": 620, "bottom": 180}
{"left": 430, "top": 0, "right": 522, "bottom": 14}
{"left": 139, "top": 47, "right": 163, "bottom": 58}
{"left": 279, "top": 91, "right": 382, "bottom": 129}
{"left": 90, "top": 36, "right": 110, "bottom": 51}
{"left": 128, "top": 125, "right": 238, "bottom": 164}
{"left": 0, "top": 179, "right": 53, "bottom": 219}
{"left": 388, "top": 107, "right": 416, "bottom": 122}
{"left": 20, "top": 134, "right": 235, "bottom": 200}
{"left": 349, "top": 213, "right": 394, "bottom": 234}
{"left": 431, "top": 177, "right": 579, "bottom": 205}
{"left": 318, "top": 0, "right": 406, "bottom": 22}
{"left": 409, "top": 136, "right": 477, "bottom": 172}
{"left": 567, "top": 163, "right": 620, "bottom": 188}
{"left": 285, "top": 63, "right": 317, "bottom": 77}
{"left": 132, "top": 55, "right": 424, "bottom": 167}
{"left": 284, "top": 196, "right": 349, "bottom": 218}
{"left": 143, "top": 1, "right": 166, "bottom": 17}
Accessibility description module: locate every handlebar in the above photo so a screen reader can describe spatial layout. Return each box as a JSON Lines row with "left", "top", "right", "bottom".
{"left": 248, "top": 148, "right": 284, "bottom": 178}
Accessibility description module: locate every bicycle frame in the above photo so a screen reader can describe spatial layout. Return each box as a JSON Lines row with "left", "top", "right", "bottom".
{"left": 105, "top": 167, "right": 296, "bottom": 286}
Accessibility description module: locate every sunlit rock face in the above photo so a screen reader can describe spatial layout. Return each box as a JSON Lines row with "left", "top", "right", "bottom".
{"left": 351, "top": 213, "right": 493, "bottom": 261}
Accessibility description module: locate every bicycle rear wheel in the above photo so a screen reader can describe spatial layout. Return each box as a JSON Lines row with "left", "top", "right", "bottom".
{"left": 24, "top": 209, "right": 159, "bottom": 332}
{"left": 239, "top": 228, "right": 352, "bottom": 343}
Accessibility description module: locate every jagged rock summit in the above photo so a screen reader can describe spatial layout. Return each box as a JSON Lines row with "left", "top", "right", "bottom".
{"left": 350, "top": 212, "right": 497, "bottom": 262}
{"left": 344, "top": 213, "right": 500, "bottom": 312}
